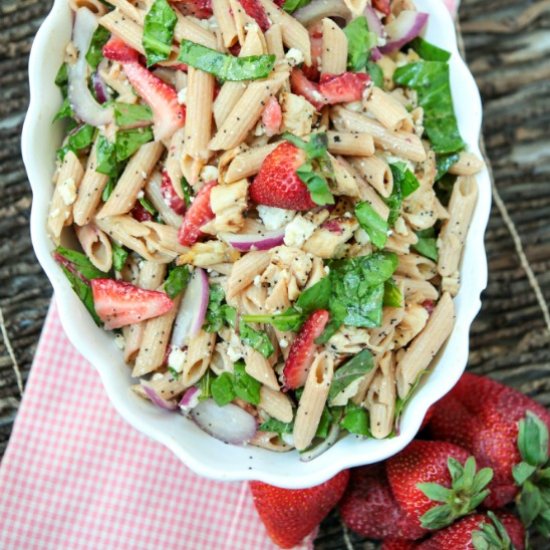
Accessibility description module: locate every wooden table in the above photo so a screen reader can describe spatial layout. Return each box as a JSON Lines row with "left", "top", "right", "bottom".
{"left": 1, "top": 0, "right": 549, "bottom": 547}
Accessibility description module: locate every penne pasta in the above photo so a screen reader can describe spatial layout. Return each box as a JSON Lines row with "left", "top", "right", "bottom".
{"left": 224, "top": 143, "right": 279, "bottom": 183}
{"left": 448, "top": 152, "right": 485, "bottom": 176}
{"left": 180, "top": 330, "right": 217, "bottom": 387}
{"left": 244, "top": 347, "right": 280, "bottom": 391}
{"left": 396, "top": 253, "right": 438, "bottom": 281}
{"left": 75, "top": 223, "right": 113, "bottom": 273}
{"left": 364, "top": 87, "right": 412, "bottom": 131}
{"left": 350, "top": 156, "right": 394, "bottom": 198}
{"left": 265, "top": 23, "right": 285, "bottom": 60}
{"left": 212, "top": 0, "right": 238, "bottom": 48}
{"left": 320, "top": 18, "right": 348, "bottom": 75}
{"left": 327, "top": 131, "right": 375, "bottom": 157}
{"left": 145, "top": 171, "right": 183, "bottom": 228}
{"left": 226, "top": 250, "right": 271, "bottom": 300}
{"left": 366, "top": 352, "right": 396, "bottom": 439}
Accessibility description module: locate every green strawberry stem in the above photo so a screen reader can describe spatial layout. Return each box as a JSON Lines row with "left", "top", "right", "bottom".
{"left": 471, "top": 511, "right": 515, "bottom": 550}
{"left": 513, "top": 412, "right": 550, "bottom": 538}
{"left": 417, "top": 456, "right": 494, "bottom": 530}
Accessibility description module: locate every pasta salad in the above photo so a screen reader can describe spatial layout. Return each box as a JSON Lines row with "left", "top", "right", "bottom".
{"left": 49, "top": 0, "right": 484, "bottom": 459}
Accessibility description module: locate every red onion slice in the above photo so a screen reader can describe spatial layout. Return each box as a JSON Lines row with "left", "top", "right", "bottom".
{"left": 191, "top": 399, "right": 257, "bottom": 445}
{"left": 179, "top": 386, "right": 201, "bottom": 414}
{"left": 219, "top": 228, "right": 285, "bottom": 251}
{"left": 141, "top": 381, "right": 178, "bottom": 411}
{"left": 68, "top": 8, "right": 113, "bottom": 126}
{"left": 370, "top": 47, "right": 382, "bottom": 62}
{"left": 379, "top": 11, "right": 429, "bottom": 54}
{"left": 364, "top": 5, "right": 384, "bottom": 37}
{"left": 294, "top": 0, "right": 352, "bottom": 26}
{"left": 170, "top": 268, "right": 209, "bottom": 348}
{"left": 92, "top": 71, "right": 111, "bottom": 104}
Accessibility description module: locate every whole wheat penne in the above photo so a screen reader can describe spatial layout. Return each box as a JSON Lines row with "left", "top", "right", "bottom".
{"left": 48, "top": 151, "right": 84, "bottom": 243}
{"left": 224, "top": 143, "right": 279, "bottom": 183}
{"left": 180, "top": 330, "right": 216, "bottom": 387}
{"left": 226, "top": 250, "right": 271, "bottom": 300}
{"left": 249, "top": 431, "right": 292, "bottom": 452}
{"left": 213, "top": 28, "right": 266, "bottom": 128}
{"left": 173, "top": 11, "right": 218, "bottom": 49}
{"left": 71, "top": 0, "right": 108, "bottom": 14}
{"left": 184, "top": 67, "right": 216, "bottom": 161}
{"left": 365, "top": 88, "right": 411, "bottom": 131}
{"left": 320, "top": 18, "right": 348, "bottom": 74}
{"left": 343, "top": 0, "right": 367, "bottom": 16}
{"left": 331, "top": 106, "right": 427, "bottom": 162}
{"left": 366, "top": 352, "right": 396, "bottom": 439}
{"left": 259, "top": 386, "right": 293, "bottom": 423}
{"left": 145, "top": 171, "right": 183, "bottom": 228}
{"left": 164, "top": 127, "right": 186, "bottom": 200}
{"left": 396, "top": 292, "right": 455, "bottom": 398}
{"left": 293, "top": 352, "right": 334, "bottom": 451}
{"left": 437, "top": 176, "right": 478, "bottom": 278}
{"left": 228, "top": 0, "right": 255, "bottom": 45}
{"left": 394, "top": 276, "right": 440, "bottom": 303}
{"left": 99, "top": 10, "right": 147, "bottom": 56}
{"left": 265, "top": 23, "right": 285, "bottom": 60}
{"left": 244, "top": 347, "right": 279, "bottom": 391}
{"left": 448, "top": 152, "right": 485, "bottom": 176}
{"left": 396, "top": 253, "right": 438, "bottom": 281}
{"left": 258, "top": 0, "right": 311, "bottom": 65}
{"left": 350, "top": 156, "right": 393, "bottom": 198}
{"left": 327, "top": 131, "right": 374, "bottom": 157}
{"left": 75, "top": 223, "right": 113, "bottom": 273}
{"left": 212, "top": 0, "right": 238, "bottom": 47}
{"left": 142, "top": 220, "right": 188, "bottom": 257}
{"left": 97, "top": 141, "right": 164, "bottom": 219}
{"left": 132, "top": 292, "right": 181, "bottom": 377}
{"left": 352, "top": 363, "right": 379, "bottom": 406}
{"left": 210, "top": 72, "right": 288, "bottom": 151}
{"left": 394, "top": 304, "right": 429, "bottom": 349}
{"left": 105, "top": 0, "right": 142, "bottom": 22}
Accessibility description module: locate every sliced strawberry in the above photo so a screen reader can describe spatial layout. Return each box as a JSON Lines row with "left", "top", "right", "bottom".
{"left": 177, "top": 180, "right": 216, "bottom": 246}
{"left": 102, "top": 36, "right": 139, "bottom": 63}
{"left": 104, "top": 37, "right": 186, "bottom": 141}
{"left": 161, "top": 170, "right": 186, "bottom": 215}
{"left": 91, "top": 279, "right": 174, "bottom": 330}
{"left": 319, "top": 72, "right": 370, "bottom": 104}
{"left": 382, "top": 541, "right": 418, "bottom": 550}
{"left": 422, "top": 299, "right": 435, "bottom": 315}
{"left": 238, "top": 0, "right": 271, "bottom": 31}
{"left": 249, "top": 141, "right": 316, "bottom": 211}
{"left": 261, "top": 96, "right": 282, "bottom": 137}
{"left": 302, "top": 22, "right": 323, "bottom": 81}
{"left": 373, "top": 0, "right": 391, "bottom": 16}
{"left": 130, "top": 202, "right": 154, "bottom": 222}
{"left": 173, "top": 0, "right": 212, "bottom": 18}
{"left": 290, "top": 69, "right": 326, "bottom": 110}
{"left": 283, "top": 310, "right": 329, "bottom": 389}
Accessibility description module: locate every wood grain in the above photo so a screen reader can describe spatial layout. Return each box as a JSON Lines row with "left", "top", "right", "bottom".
{"left": 0, "top": 0, "right": 548, "bottom": 548}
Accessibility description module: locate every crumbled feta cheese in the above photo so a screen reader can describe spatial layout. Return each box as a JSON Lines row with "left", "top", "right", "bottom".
{"left": 324, "top": 266, "right": 330, "bottom": 275}
{"left": 281, "top": 433, "right": 294, "bottom": 446}
{"left": 177, "top": 87, "right": 187, "bottom": 105}
{"left": 284, "top": 215, "right": 316, "bottom": 248}
{"left": 137, "top": 190, "right": 145, "bottom": 199}
{"left": 344, "top": 211, "right": 353, "bottom": 219}
{"left": 227, "top": 333, "right": 243, "bottom": 363}
{"left": 200, "top": 165, "right": 219, "bottom": 182}
{"left": 253, "top": 275, "right": 262, "bottom": 287}
{"left": 354, "top": 227, "right": 371, "bottom": 245}
{"left": 279, "top": 338, "right": 288, "bottom": 349}
{"left": 49, "top": 208, "right": 60, "bottom": 218}
{"left": 168, "top": 347, "right": 188, "bottom": 373}
{"left": 114, "top": 334, "right": 125, "bottom": 350}
{"left": 257, "top": 205, "right": 295, "bottom": 230}
{"left": 140, "top": 171, "right": 148, "bottom": 179}
{"left": 152, "top": 372, "right": 164, "bottom": 381}
{"left": 244, "top": 22, "right": 260, "bottom": 32}
{"left": 285, "top": 47, "right": 304, "bottom": 67}
{"left": 58, "top": 177, "right": 76, "bottom": 206}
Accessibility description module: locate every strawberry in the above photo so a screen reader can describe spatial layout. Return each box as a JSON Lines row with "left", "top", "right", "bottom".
{"left": 173, "top": 0, "right": 212, "bottom": 18}
{"left": 261, "top": 96, "right": 282, "bottom": 137}
{"left": 250, "top": 469, "right": 349, "bottom": 549}
{"left": 238, "top": 0, "right": 271, "bottom": 31}
{"left": 130, "top": 201, "right": 154, "bottom": 222}
{"left": 249, "top": 141, "right": 317, "bottom": 211}
{"left": 91, "top": 279, "right": 174, "bottom": 330}
{"left": 161, "top": 170, "right": 186, "bottom": 215}
{"left": 428, "top": 373, "right": 550, "bottom": 517}
{"left": 302, "top": 22, "right": 323, "bottom": 81}
{"left": 373, "top": 0, "right": 391, "bottom": 16}
{"left": 386, "top": 440, "right": 494, "bottom": 532}
{"left": 103, "top": 37, "right": 185, "bottom": 141}
{"left": 382, "top": 541, "right": 418, "bottom": 550}
{"left": 319, "top": 72, "right": 370, "bottom": 104}
{"left": 418, "top": 512, "right": 525, "bottom": 550}
{"left": 177, "top": 180, "right": 216, "bottom": 246}
{"left": 290, "top": 69, "right": 326, "bottom": 110}
{"left": 340, "top": 464, "right": 427, "bottom": 540}
{"left": 282, "top": 309, "right": 330, "bottom": 389}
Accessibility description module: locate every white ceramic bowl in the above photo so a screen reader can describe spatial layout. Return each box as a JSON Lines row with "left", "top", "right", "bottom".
{"left": 23, "top": 0, "right": 491, "bottom": 488}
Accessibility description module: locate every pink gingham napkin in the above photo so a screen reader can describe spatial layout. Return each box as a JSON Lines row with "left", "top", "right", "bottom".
{"left": 0, "top": 302, "right": 313, "bottom": 550}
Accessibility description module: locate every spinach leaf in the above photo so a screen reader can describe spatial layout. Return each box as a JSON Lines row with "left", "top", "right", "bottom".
{"left": 241, "top": 309, "right": 304, "bottom": 333}
{"left": 355, "top": 201, "right": 389, "bottom": 249}
{"left": 366, "top": 61, "right": 384, "bottom": 88}
{"left": 316, "top": 405, "right": 333, "bottom": 439}
{"left": 233, "top": 361, "right": 261, "bottom": 405}
{"left": 102, "top": 178, "right": 116, "bottom": 202}
{"left": 259, "top": 417, "right": 294, "bottom": 434}
{"left": 180, "top": 177, "right": 193, "bottom": 208}
{"left": 328, "top": 349, "right": 374, "bottom": 404}
{"left": 114, "top": 103, "right": 153, "bottom": 128}
{"left": 55, "top": 246, "right": 107, "bottom": 281}
{"left": 340, "top": 402, "right": 370, "bottom": 436}
{"left": 295, "top": 277, "right": 331, "bottom": 314}
{"left": 394, "top": 61, "right": 465, "bottom": 154}
{"left": 112, "top": 242, "right": 129, "bottom": 272}
{"left": 55, "top": 63, "right": 69, "bottom": 94}
{"left": 435, "top": 153, "right": 460, "bottom": 181}
{"left": 239, "top": 321, "right": 275, "bottom": 358}
{"left": 198, "top": 370, "right": 213, "bottom": 401}
{"left": 143, "top": 0, "right": 177, "bottom": 66}
{"left": 179, "top": 40, "right": 276, "bottom": 81}
{"left": 384, "top": 278, "right": 403, "bottom": 308}
{"left": 96, "top": 134, "right": 118, "bottom": 177}
{"left": 116, "top": 127, "right": 154, "bottom": 161}
{"left": 164, "top": 265, "right": 191, "bottom": 299}
{"left": 344, "top": 17, "right": 378, "bottom": 72}
{"left": 410, "top": 37, "right": 451, "bottom": 62}
{"left": 53, "top": 97, "right": 73, "bottom": 122}
{"left": 211, "top": 372, "right": 235, "bottom": 406}
{"left": 57, "top": 124, "right": 95, "bottom": 161}
{"left": 296, "top": 162, "right": 334, "bottom": 206}
{"left": 413, "top": 227, "right": 439, "bottom": 261}
{"left": 86, "top": 25, "right": 110, "bottom": 70}
{"left": 386, "top": 162, "right": 421, "bottom": 225}
{"left": 283, "top": 0, "right": 312, "bottom": 13}
{"left": 204, "top": 284, "right": 236, "bottom": 332}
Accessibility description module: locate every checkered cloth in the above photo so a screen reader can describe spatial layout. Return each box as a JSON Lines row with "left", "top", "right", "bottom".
{"left": 0, "top": 303, "right": 313, "bottom": 549}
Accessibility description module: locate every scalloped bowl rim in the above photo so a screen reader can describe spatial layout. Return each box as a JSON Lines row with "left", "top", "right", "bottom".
{"left": 22, "top": 0, "right": 491, "bottom": 488}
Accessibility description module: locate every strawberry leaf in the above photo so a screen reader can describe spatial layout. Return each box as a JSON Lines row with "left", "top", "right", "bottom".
{"left": 472, "top": 513, "right": 514, "bottom": 550}
{"left": 518, "top": 480, "right": 543, "bottom": 527}
{"left": 419, "top": 504, "right": 454, "bottom": 530}
{"left": 518, "top": 411, "right": 549, "bottom": 467}
{"left": 513, "top": 462, "right": 537, "bottom": 486}
{"left": 417, "top": 482, "right": 453, "bottom": 503}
